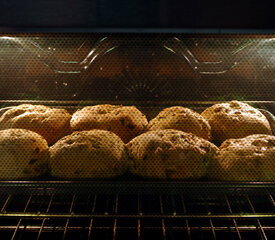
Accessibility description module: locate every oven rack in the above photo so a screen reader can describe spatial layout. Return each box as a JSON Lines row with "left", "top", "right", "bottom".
{"left": 0, "top": 181, "right": 275, "bottom": 195}
{"left": 0, "top": 190, "right": 274, "bottom": 240}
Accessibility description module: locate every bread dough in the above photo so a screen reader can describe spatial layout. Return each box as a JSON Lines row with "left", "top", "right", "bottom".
{"left": 209, "top": 134, "right": 275, "bottom": 181}
{"left": 49, "top": 130, "right": 127, "bottom": 179}
{"left": 0, "top": 129, "right": 48, "bottom": 179}
{"left": 201, "top": 101, "right": 272, "bottom": 142}
{"left": 126, "top": 129, "right": 218, "bottom": 179}
{"left": 70, "top": 105, "right": 148, "bottom": 143}
{"left": 0, "top": 104, "right": 72, "bottom": 145}
{"left": 148, "top": 106, "right": 211, "bottom": 140}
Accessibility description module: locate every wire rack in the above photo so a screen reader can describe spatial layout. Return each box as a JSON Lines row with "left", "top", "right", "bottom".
{"left": 0, "top": 185, "right": 274, "bottom": 240}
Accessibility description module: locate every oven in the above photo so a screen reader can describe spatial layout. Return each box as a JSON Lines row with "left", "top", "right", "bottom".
{"left": 0, "top": 32, "right": 273, "bottom": 240}
{"left": 0, "top": 1, "right": 274, "bottom": 239}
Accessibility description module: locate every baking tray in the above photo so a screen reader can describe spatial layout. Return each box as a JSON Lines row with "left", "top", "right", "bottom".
{"left": 0, "top": 101, "right": 274, "bottom": 194}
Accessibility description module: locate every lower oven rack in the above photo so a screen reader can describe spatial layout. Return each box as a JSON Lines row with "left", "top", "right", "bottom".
{"left": 0, "top": 183, "right": 274, "bottom": 240}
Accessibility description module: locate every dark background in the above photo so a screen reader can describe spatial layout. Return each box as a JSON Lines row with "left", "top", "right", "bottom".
{"left": 0, "top": 0, "right": 274, "bottom": 30}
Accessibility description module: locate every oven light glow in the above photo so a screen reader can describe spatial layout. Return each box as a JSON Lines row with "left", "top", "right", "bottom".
{"left": 86, "top": 49, "right": 95, "bottom": 59}
{"left": 0, "top": 36, "right": 13, "bottom": 40}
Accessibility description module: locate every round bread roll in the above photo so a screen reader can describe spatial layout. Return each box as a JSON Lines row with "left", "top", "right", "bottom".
{"left": 201, "top": 101, "right": 272, "bottom": 143}
{"left": 147, "top": 106, "right": 211, "bottom": 140}
{"left": 0, "top": 104, "right": 72, "bottom": 145}
{"left": 209, "top": 134, "right": 275, "bottom": 181}
{"left": 70, "top": 105, "right": 148, "bottom": 143}
{"left": 0, "top": 129, "right": 48, "bottom": 179}
{"left": 49, "top": 130, "right": 127, "bottom": 179}
{"left": 126, "top": 129, "right": 218, "bottom": 179}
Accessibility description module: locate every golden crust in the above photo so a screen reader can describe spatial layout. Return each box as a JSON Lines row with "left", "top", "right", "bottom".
{"left": 209, "top": 134, "right": 275, "bottom": 181}
{"left": 147, "top": 106, "right": 211, "bottom": 140}
{"left": 201, "top": 101, "right": 272, "bottom": 142}
{"left": 0, "top": 129, "right": 48, "bottom": 179}
{"left": 126, "top": 129, "right": 218, "bottom": 179}
{"left": 0, "top": 104, "right": 72, "bottom": 145}
{"left": 70, "top": 105, "right": 148, "bottom": 143}
{"left": 49, "top": 130, "right": 127, "bottom": 179}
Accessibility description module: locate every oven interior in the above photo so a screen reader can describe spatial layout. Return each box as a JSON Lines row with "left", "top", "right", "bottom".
{"left": 0, "top": 33, "right": 274, "bottom": 239}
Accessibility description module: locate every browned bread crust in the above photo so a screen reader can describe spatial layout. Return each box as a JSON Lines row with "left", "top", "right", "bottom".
{"left": 49, "top": 130, "right": 127, "bottom": 179}
{"left": 201, "top": 101, "right": 272, "bottom": 142}
{"left": 0, "top": 104, "right": 72, "bottom": 145}
{"left": 209, "top": 134, "right": 275, "bottom": 181}
{"left": 126, "top": 129, "right": 218, "bottom": 179}
{"left": 0, "top": 129, "right": 48, "bottom": 179}
{"left": 70, "top": 105, "right": 148, "bottom": 143}
{"left": 148, "top": 106, "right": 211, "bottom": 140}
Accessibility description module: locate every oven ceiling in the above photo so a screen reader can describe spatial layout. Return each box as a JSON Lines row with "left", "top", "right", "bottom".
{"left": 0, "top": 0, "right": 274, "bottom": 31}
